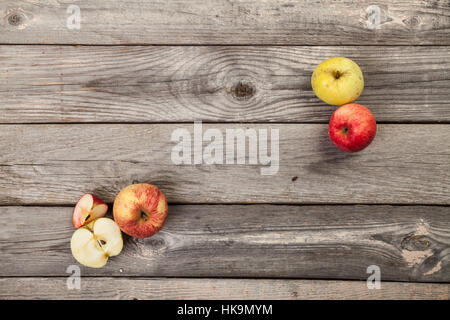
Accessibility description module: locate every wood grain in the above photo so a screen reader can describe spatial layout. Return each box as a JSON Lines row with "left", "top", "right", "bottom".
{"left": 1, "top": 205, "right": 449, "bottom": 281}
{"left": 1, "top": 0, "right": 449, "bottom": 297}
{"left": 0, "top": 278, "right": 448, "bottom": 300}
{"left": 1, "top": 45, "right": 450, "bottom": 123}
{"left": 1, "top": 1, "right": 449, "bottom": 45}
{"left": 0, "top": 124, "right": 448, "bottom": 205}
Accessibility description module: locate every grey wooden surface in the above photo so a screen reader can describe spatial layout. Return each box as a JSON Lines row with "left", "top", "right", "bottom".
{"left": 0, "top": 124, "right": 448, "bottom": 205}
{"left": 0, "top": 0, "right": 449, "bottom": 300}
{"left": 1, "top": 45, "right": 449, "bottom": 123}
{"left": 2, "top": 205, "right": 449, "bottom": 281}
{"left": 1, "top": 0, "right": 449, "bottom": 45}
{"left": 1, "top": 278, "right": 448, "bottom": 300}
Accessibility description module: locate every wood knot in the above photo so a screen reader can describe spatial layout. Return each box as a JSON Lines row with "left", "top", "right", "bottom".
{"left": 403, "top": 16, "right": 420, "bottom": 28}
{"left": 8, "top": 13, "right": 24, "bottom": 27}
{"left": 401, "top": 233, "right": 431, "bottom": 251}
{"left": 232, "top": 82, "right": 255, "bottom": 101}
{"left": 148, "top": 237, "right": 165, "bottom": 249}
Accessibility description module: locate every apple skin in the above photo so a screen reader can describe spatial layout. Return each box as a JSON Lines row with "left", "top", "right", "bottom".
{"left": 311, "top": 57, "right": 364, "bottom": 106}
{"left": 72, "top": 194, "right": 108, "bottom": 228}
{"left": 329, "top": 103, "right": 377, "bottom": 153}
{"left": 113, "top": 184, "right": 168, "bottom": 238}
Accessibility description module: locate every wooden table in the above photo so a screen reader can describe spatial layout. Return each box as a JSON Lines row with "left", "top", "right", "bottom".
{"left": 0, "top": 0, "right": 449, "bottom": 300}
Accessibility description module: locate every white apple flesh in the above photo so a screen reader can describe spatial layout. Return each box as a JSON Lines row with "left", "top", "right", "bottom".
{"left": 73, "top": 194, "right": 108, "bottom": 228}
{"left": 70, "top": 217, "right": 123, "bottom": 268}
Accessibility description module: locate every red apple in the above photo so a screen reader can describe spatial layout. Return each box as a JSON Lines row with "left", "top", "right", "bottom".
{"left": 329, "top": 103, "right": 377, "bottom": 153}
{"left": 113, "top": 184, "right": 168, "bottom": 238}
{"left": 73, "top": 194, "right": 108, "bottom": 228}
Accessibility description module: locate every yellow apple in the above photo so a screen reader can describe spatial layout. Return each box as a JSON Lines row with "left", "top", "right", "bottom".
{"left": 311, "top": 57, "right": 364, "bottom": 106}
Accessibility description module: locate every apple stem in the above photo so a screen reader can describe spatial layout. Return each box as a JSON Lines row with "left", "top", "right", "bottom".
{"left": 340, "top": 126, "right": 349, "bottom": 136}
{"left": 141, "top": 211, "right": 148, "bottom": 222}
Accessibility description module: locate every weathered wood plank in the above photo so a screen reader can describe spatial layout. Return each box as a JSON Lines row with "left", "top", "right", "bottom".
{"left": 1, "top": 45, "right": 450, "bottom": 123}
{"left": 0, "top": 124, "right": 449, "bottom": 205}
{"left": 1, "top": 205, "right": 449, "bottom": 281}
{"left": 0, "top": 278, "right": 448, "bottom": 300}
{"left": 1, "top": 1, "right": 449, "bottom": 45}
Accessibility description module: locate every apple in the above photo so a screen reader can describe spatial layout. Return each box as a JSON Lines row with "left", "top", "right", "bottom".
{"left": 329, "top": 103, "right": 377, "bottom": 153}
{"left": 311, "top": 57, "right": 364, "bottom": 106}
{"left": 70, "top": 217, "right": 123, "bottom": 268}
{"left": 72, "top": 194, "right": 108, "bottom": 228}
{"left": 113, "top": 184, "right": 168, "bottom": 238}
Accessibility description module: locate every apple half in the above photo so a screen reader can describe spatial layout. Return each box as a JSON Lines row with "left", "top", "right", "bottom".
{"left": 73, "top": 194, "right": 108, "bottom": 228}
{"left": 70, "top": 217, "right": 123, "bottom": 268}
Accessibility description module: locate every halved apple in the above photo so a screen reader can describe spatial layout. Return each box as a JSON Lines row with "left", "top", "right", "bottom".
{"left": 70, "top": 217, "right": 123, "bottom": 268}
{"left": 73, "top": 194, "right": 108, "bottom": 228}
